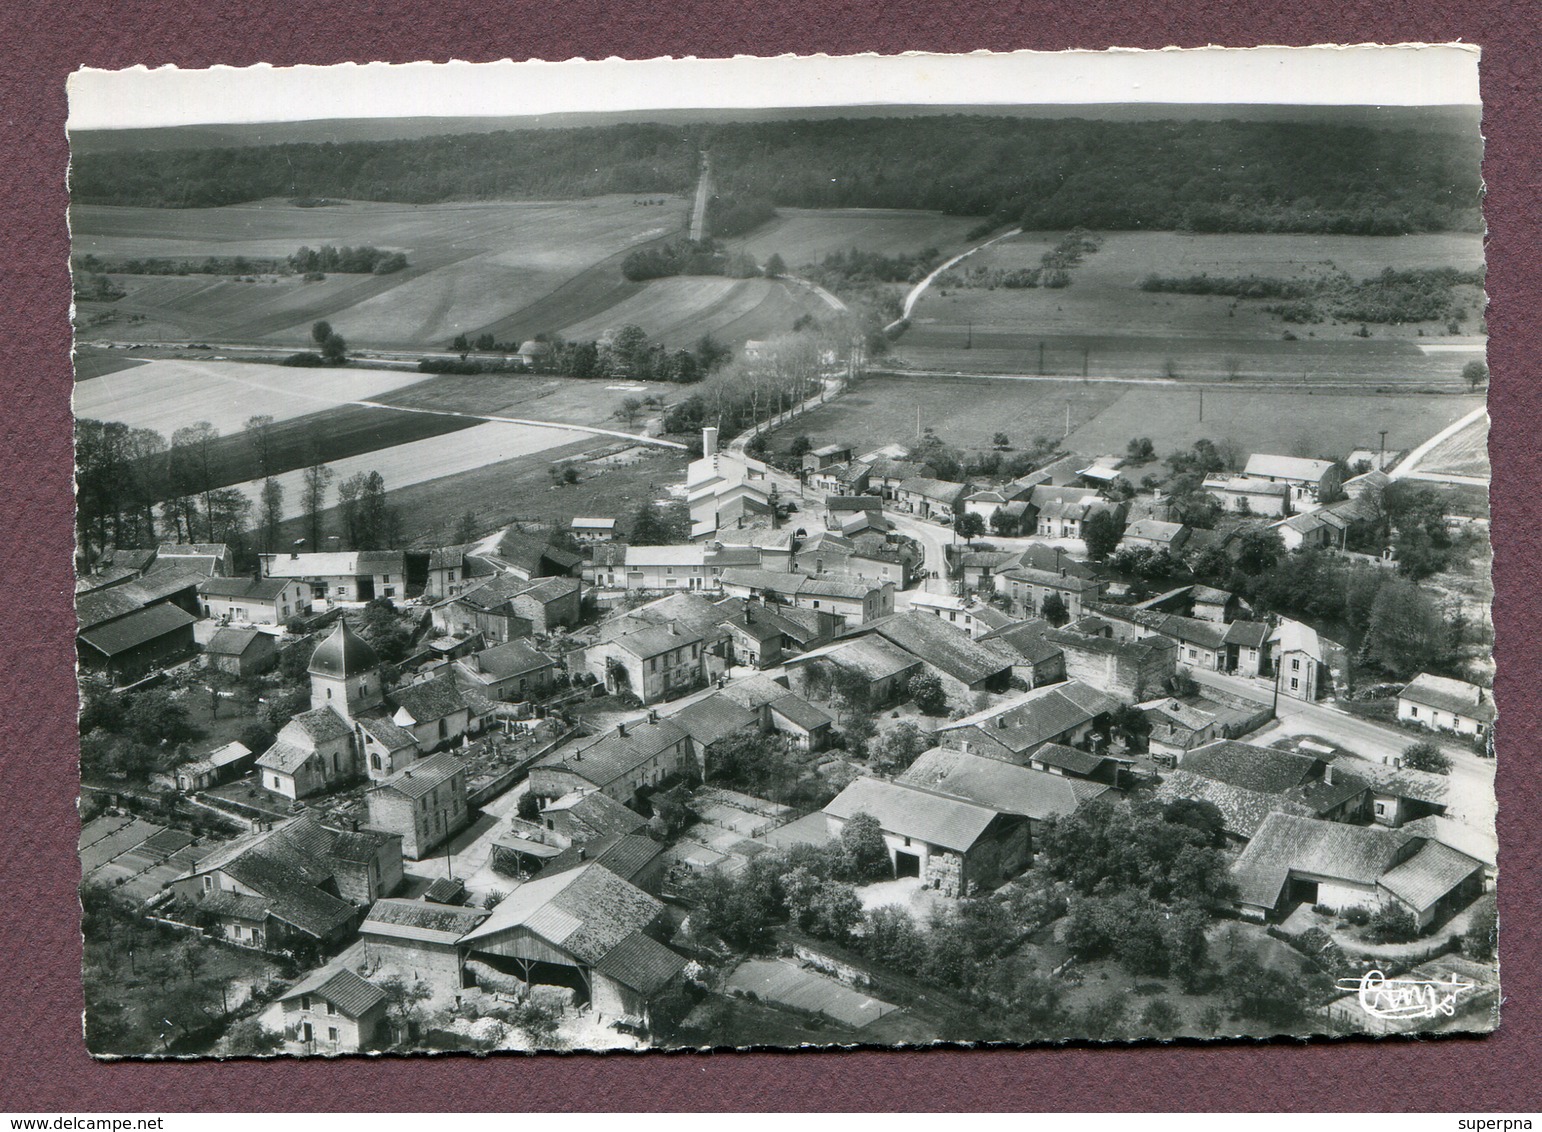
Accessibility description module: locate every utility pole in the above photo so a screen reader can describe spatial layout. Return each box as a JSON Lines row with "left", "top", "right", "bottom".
{"left": 916, "top": 403, "right": 922, "bottom": 440}
{"left": 1378, "top": 429, "right": 1388, "bottom": 469}
{"left": 1064, "top": 402, "right": 1071, "bottom": 438}
{"left": 1082, "top": 347, "right": 1089, "bottom": 380}
{"left": 1198, "top": 388, "right": 1204, "bottom": 423}
{"left": 1038, "top": 341, "right": 1046, "bottom": 376}
{"left": 965, "top": 321, "right": 973, "bottom": 350}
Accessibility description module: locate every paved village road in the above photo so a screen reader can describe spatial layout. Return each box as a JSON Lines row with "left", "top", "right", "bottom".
{"left": 884, "top": 510, "right": 958, "bottom": 599}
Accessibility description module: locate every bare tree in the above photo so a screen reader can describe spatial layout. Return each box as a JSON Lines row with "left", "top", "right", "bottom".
{"left": 301, "top": 461, "right": 335, "bottom": 551}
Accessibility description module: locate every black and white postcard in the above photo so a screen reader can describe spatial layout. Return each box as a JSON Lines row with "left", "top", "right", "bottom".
{"left": 69, "top": 47, "right": 1496, "bottom": 1056}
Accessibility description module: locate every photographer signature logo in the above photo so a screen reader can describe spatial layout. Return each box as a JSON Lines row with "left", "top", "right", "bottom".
{"left": 1336, "top": 969, "right": 1477, "bottom": 1020}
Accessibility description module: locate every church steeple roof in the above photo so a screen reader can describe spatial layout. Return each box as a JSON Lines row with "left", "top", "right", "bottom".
{"left": 307, "top": 619, "right": 380, "bottom": 678}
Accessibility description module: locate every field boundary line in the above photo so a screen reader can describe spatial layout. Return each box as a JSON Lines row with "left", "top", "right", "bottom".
{"left": 352, "top": 399, "right": 686, "bottom": 449}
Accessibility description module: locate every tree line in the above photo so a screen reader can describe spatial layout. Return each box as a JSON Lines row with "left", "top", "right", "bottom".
{"left": 429, "top": 324, "right": 732, "bottom": 383}
{"left": 1139, "top": 265, "right": 1485, "bottom": 326}
{"left": 71, "top": 246, "right": 408, "bottom": 279}
{"left": 76, "top": 410, "right": 398, "bottom": 569}
{"left": 620, "top": 237, "right": 760, "bottom": 282}
{"left": 71, "top": 114, "right": 1480, "bottom": 236}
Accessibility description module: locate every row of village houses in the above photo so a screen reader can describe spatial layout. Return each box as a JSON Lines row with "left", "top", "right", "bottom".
{"left": 85, "top": 541, "right": 1489, "bottom": 1051}
{"left": 686, "top": 421, "right": 1391, "bottom": 543}
{"left": 141, "top": 611, "right": 1491, "bottom": 1052}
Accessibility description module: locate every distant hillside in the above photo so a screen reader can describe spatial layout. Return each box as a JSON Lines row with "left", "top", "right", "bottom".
{"left": 68, "top": 102, "right": 1481, "bottom": 153}
{"left": 69, "top": 109, "right": 1483, "bottom": 236}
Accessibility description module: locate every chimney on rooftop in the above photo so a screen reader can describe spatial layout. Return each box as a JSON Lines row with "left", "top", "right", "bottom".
{"left": 1323, "top": 763, "right": 1335, "bottom": 786}
{"left": 617, "top": 721, "right": 627, "bottom": 737}
{"left": 292, "top": 538, "right": 305, "bottom": 561}
{"left": 648, "top": 709, "right": 659, "bottom": 724}
{"left": 703, "top": 427, "right": 719, "bottom": 458}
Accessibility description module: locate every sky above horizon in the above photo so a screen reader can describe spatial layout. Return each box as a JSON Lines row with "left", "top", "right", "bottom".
{"left": 68, "top": 46, "right": 1481, "bottom": 131}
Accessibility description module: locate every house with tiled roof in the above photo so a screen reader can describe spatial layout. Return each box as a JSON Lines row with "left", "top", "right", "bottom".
{"left": 359, "top": 898, "right": 490, "bottom": 987}
{"left": 171, "top": 815, "right": 402, "bottom": 951}
{"left": 670, "top": 693, "right": 759, "bottom": 753}
{"left": 155, "top": 542, "right": 235, "bottom": 578}
{"left": 1025, "top": 742, "right": 1130, "bottom": 787}
{"left": 390, "top": 672, "right": 477, "bottom": 752}
{"left": 490, "top": 530, "right": 583, "bottom": 581}
{"left": 173, "top": 740, "right": 254, "bottom": 793}
{"left": 199, "top": 575, "right": 311, "bottom": 626}
{"left": 423, "top": 543, "right": 500, "bottom": 600}
{"left": 1154, "top": 740, "right": 1369, "bottom": 842}
{"left": 978, "top": 618, "right": 1067, "bottom": 689}
{"left": 845, "top": 611, "right": 1018, "bottom": 693}
{"left": 586, "top": 620, "right": 707, "bottom": 705}
{"left": 803, "top": 442, "right": 855, "bottom": 471}
{"left": 204, "top": 626, "right": 278, "bottom": 678}
{"left": 279, "top": 965, "right": 389, "bottom": 1053}
{"left": 531, "top": 716, "right": 698, "bottom": 809}
{"left": 1271, "top": 619, "right": 1347, "bottom": 701}
{"left": 459, "top": 861, "right": 686, "bottom": 1022}
{"left": 1397, "top": 673, "right": 1495, "bottom": 740}
{"left": 533, "top": 790, "right": 649, "bottom": 848}
{"left": 1119, "top": 518, "right": 1190, "bottom": 556}
{"left": 936, "top": 681, "right": 1118, "bottom": 765}
{"left": 77, "top": 601, "right": 198, "bottom": 684}
{"left": 898, "top": 746, "right": 1109, "bottom": 833}
{"left": 1139, "top": 698, "right": 1222, "bottom": 762}
{"left": 1045, "top": 622, "right": 1178, "bottom": 701}
{"left": 1190, "top": 585, "right": 1243, "bottom": 624}
{"left": 713, "top": 674, "right": 834, "bottom": 751}
{"left": 822, "top": 777, "right": 1030, "bottom": 897}
{"left": 366, "top": 751, "right": 469, "bottom": 859}
{"left": 583, "top": 542, "right": 631, "bottom": 589}
{"left": 996, "top": 562, "right": 1108, "bottom": 622}
{"left": 807, "top": 459, "right": 873, "bottom": 498}
{"left": 431, "top": 572, "right": 580, "bottom": 643}
{"left": 455, "top": 638, "right": 558, "bottom": 703}
{"left": 260, "top": 550, "right": 407, "bottom": 604}
{"left": 1230, "top": 813, "right": 1484, "bottom": 929}
{"left": 541, "top": 832, "right": 667, "bottom": 893}
{"left": 895, "top": 476, "right": 968, "bottom": 521}
{"left": 784, "top": 635, "right": 922, "bottom": 708}
{"left": 1202, "top": 474, "right": 1292, "bottom": 518}
{"left": 1243, "top": 454, "right": 1341, "bottom": 509}
{"left": 1326, "top": 754, "right": 1450, "bottom": 829}
{"left": 570, "top": 517, "right": 617, "bottom": 543}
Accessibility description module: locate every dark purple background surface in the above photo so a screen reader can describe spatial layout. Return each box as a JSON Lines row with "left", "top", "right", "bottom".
{"left": 2, "top": 2, "right": 1536, "bottom": 1112}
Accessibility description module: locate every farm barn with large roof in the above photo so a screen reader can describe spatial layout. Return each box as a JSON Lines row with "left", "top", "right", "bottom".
{"left": 458, "top": 861, "right": 687, "bottom": 1024}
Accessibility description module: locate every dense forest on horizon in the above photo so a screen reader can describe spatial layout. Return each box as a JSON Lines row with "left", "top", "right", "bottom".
{"left": 70, "top": 115, "right": 1483, "bottom": 235}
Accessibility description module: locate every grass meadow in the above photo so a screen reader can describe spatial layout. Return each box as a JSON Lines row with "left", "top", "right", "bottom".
{"left": 897, "top": 229, "right": 1486, "bottom": 387}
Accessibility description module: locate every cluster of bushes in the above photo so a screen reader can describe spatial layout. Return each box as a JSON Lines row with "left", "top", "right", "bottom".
{"left": 621, "top": 238, "right": 760, "bottom": 282}
{"left": 804, "top": 246, "right": 944, "bottom": 289}
{"left": 72, "top": 272, "right": 126, "bottom": 302}
{"left": 287, "top": 245, "right": 408, "bottom": 275}
{"left": 1036, "top": 228, "right": 1103, "bottom": 286}
{"left": 935, "top": 265, "right": 1047, "bottom": 290}
{"left": 1138, "top": 266, "right": 1483, "bottom": 325}
{"left": 78, "top": 680, "right": 203, "bottom": 784}
{"left": 683, "top": 814, "right": 895, "bottom": 952}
